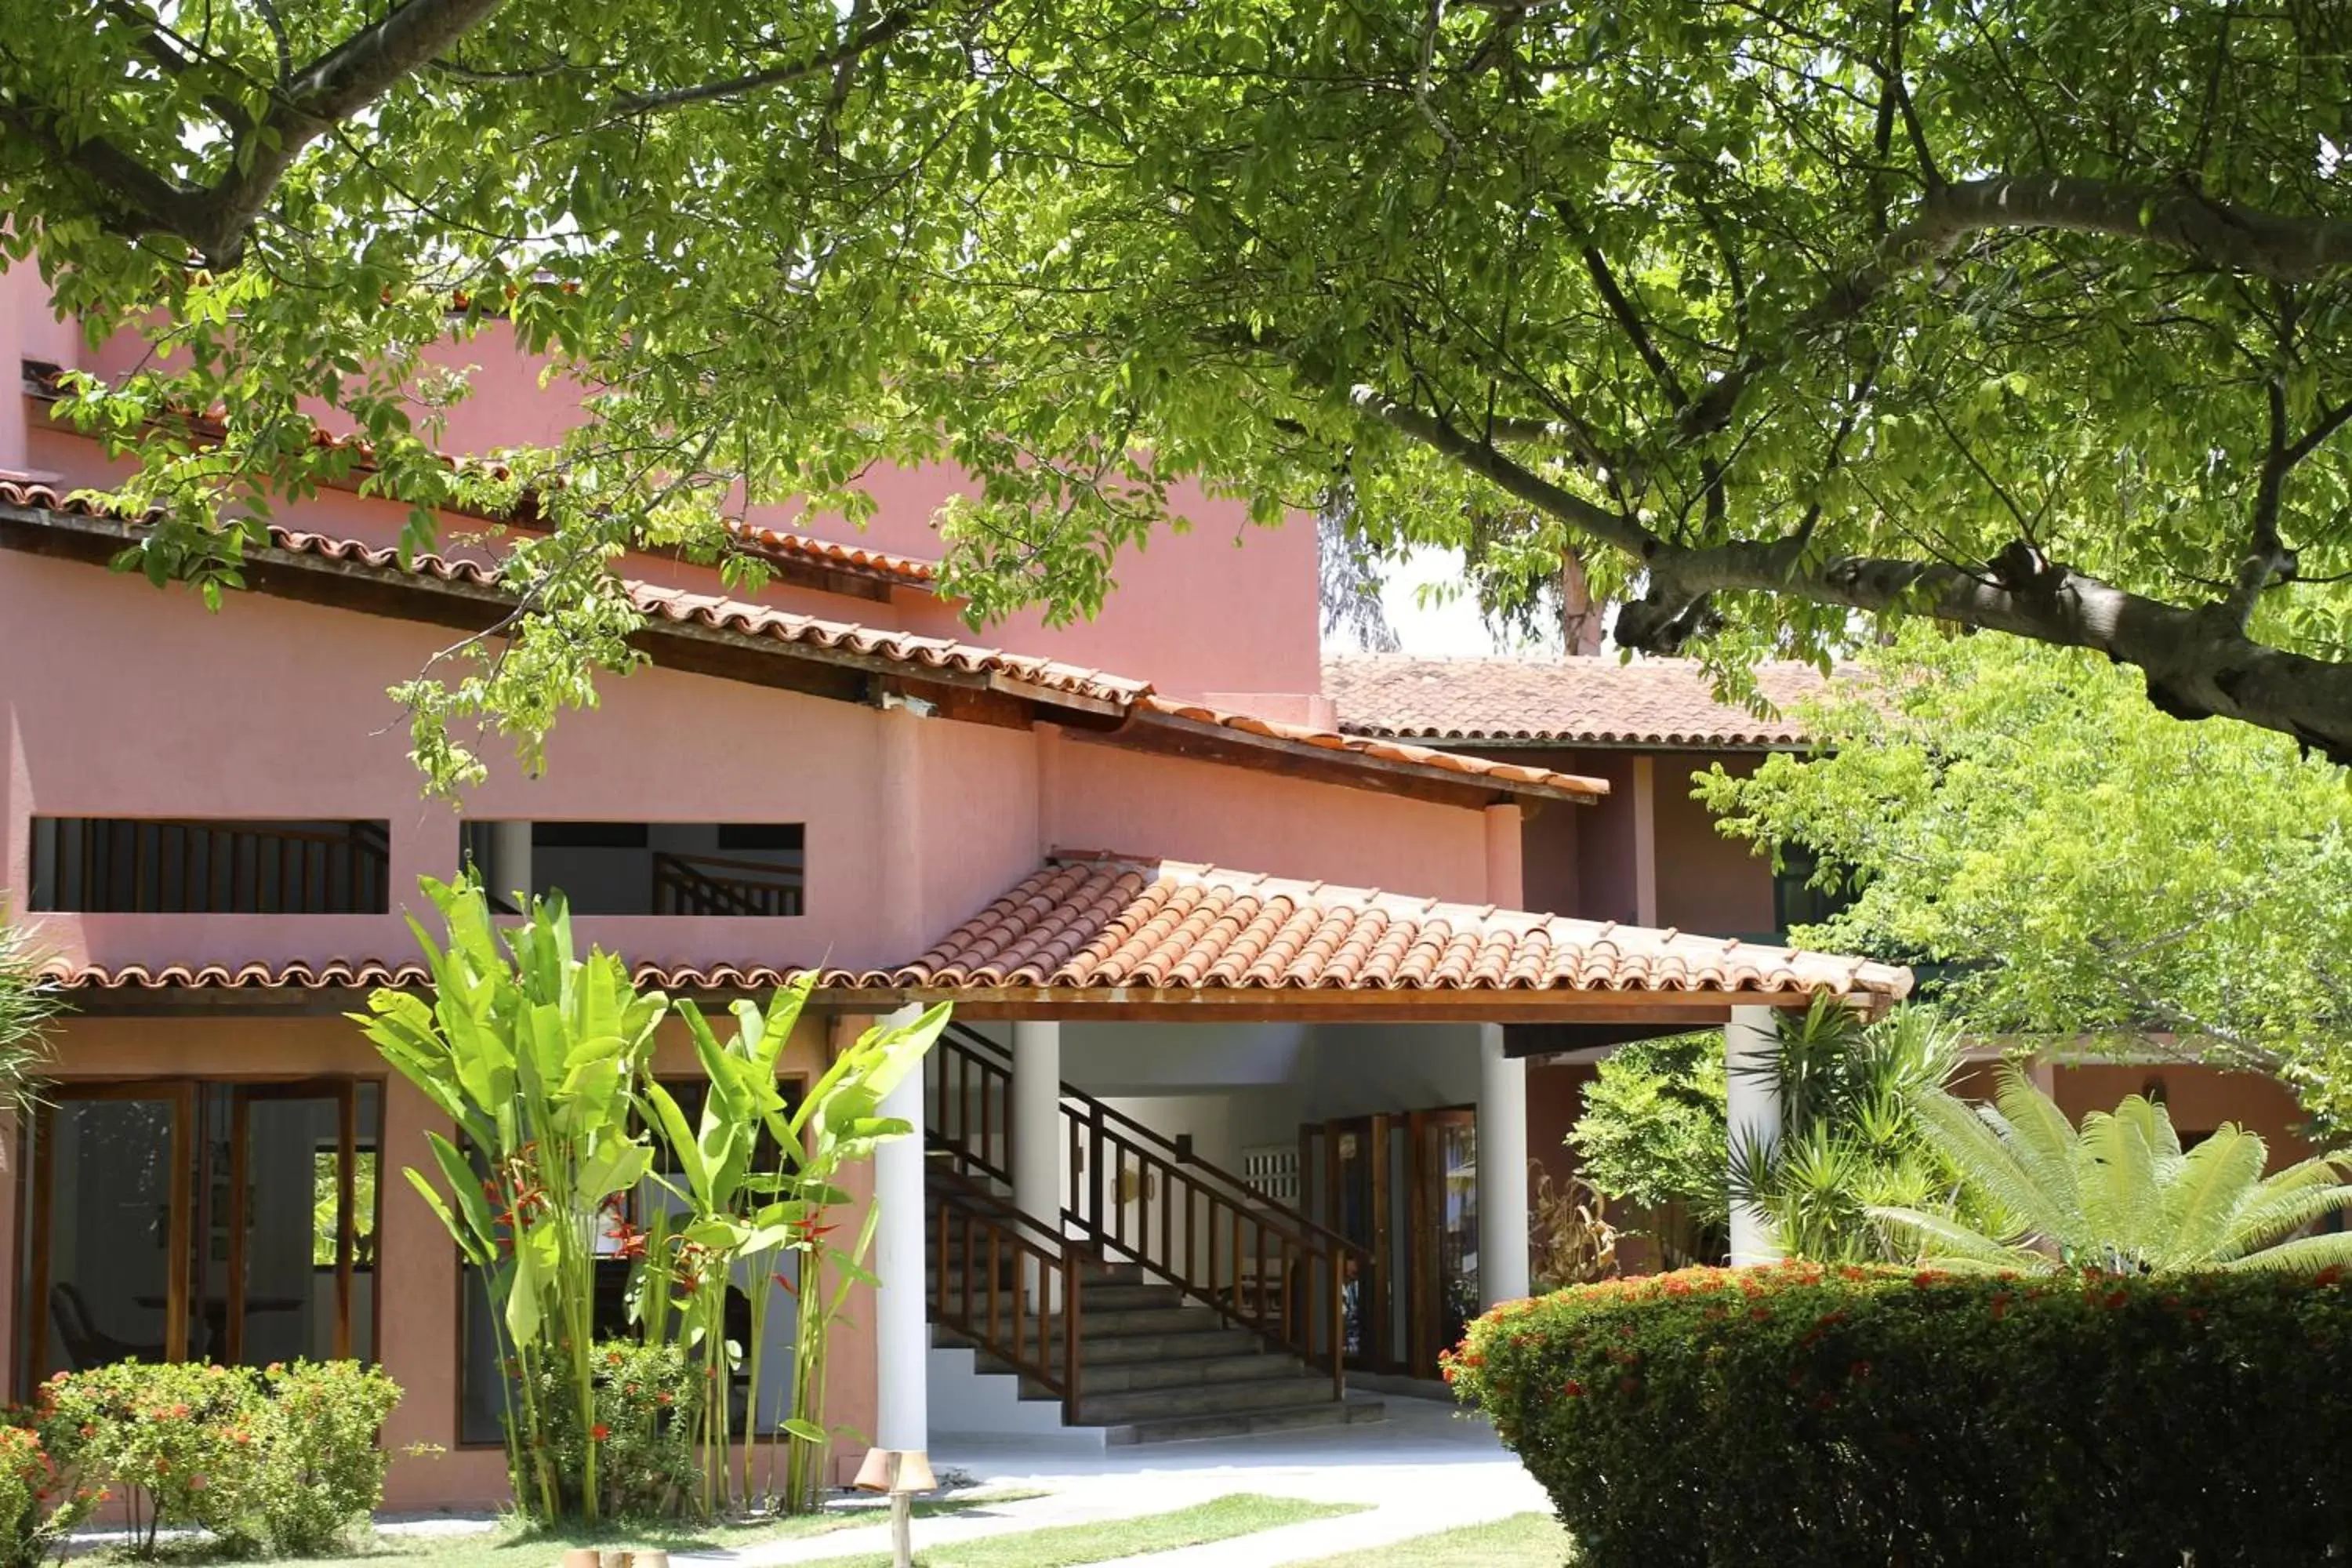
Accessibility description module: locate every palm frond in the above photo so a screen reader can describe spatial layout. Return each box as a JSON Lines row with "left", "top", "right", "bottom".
{"left": 2220, "top": 1229, "right": 2352, "bottom": 1278}
{"left": 2221, "top": 1179, "right": 2352, "bottom": 1258}
{"left": 1914, "top": 1085, "right": 2083, "bottom": 1249}
{"left": 1868, "top": 1204, "right": 2045, "bottom": 1272}
{"left": 2158, "top": 1127, "right": 2267, "bottom": 1270}
{"left": 1987, "top": 1067, "right": 2088, "bottom": 1240}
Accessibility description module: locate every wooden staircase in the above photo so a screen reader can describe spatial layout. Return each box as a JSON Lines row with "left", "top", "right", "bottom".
{"left": 924, "top": 1026, "right": 1381, "bottom": 1443}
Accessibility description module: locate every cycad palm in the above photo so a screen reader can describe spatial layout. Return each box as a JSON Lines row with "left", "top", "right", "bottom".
{"left": 1875, "top": 1066, "right": 2352, "bottom": 1276}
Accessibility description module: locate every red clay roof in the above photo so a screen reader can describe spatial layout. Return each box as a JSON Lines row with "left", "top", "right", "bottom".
{"left": 832, "top": 856, "right": 1912, "bottom": 1000}
{"left": 40, "top": 957, "right": 805, "bottom": 993}
{"left": 1323, "top": 654, "right": 1847, "bottom": 748}
{"left": 0, "top": 486, "right": 1604, "bottom": 802}
{"left": 42, "top": 857, "right": 1910, "bottom": 1004}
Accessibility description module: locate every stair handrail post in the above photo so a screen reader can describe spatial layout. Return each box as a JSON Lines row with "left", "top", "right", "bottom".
{"left": 1086, "top": 1099, "right": 1106, "bottom": 1247}
{"left": 1060, "top": 1242, "right": 1082, "bottom": 1425}
{"left": 1327, "top": 1241, "right": 1345, "bottom": 1400}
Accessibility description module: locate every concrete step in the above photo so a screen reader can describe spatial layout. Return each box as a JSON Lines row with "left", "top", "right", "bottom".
{"left": 1102, "top": 1397, "right": 1386, "bottom": 1446}
{"left": 1076, "top": 1373, "right": 1348, "bottom": 1426}
{"left": 1032, "top": 1350, "right": 1301, "bottom": 1396}
{"left": 927, "top": 1280, "right": 1183, "bottom": 1314}
{"left": 952, "top": 1323, "right": 1264, "bottom": 1370}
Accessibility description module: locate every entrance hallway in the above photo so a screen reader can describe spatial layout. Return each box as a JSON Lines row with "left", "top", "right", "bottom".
{"left": 707, "top": 1397, "right": 1548, "bottom": 1567}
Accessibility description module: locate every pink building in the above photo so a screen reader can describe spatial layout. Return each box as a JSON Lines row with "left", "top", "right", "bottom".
{"left": 0, "top": 267, "right": 1931, "bottom": 1506}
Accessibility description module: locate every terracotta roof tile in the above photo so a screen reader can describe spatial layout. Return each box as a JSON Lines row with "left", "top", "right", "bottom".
{"left": 40, "top": 860, "right": 1909, "bottom": 1004}
{"left": 837, "top": 857, "right": 1912, "bottom": 1000}
{"left": 1323, "top": 654, "right": 1849, "bottom": 748}
{"left": 0, "top": 487, "right": 1603, "bottom": 801}
{"left": 1135, "top": 696, "right": 1606, "bottom": 800}
{"left": 42, "top": 956, "right": 807, "bottom": 993}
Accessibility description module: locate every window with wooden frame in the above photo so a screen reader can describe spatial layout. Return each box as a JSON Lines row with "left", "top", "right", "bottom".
{"left": 18, "top": 1079, "right": 384, "bottom": 1393}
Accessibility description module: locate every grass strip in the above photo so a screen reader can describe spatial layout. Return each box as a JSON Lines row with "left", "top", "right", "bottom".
{"left": 1287, "top": 1511, "right": 1574, "bottom": 1567}
{"left": 258, "top": 1490, "right": 1050, "bottom": 1568}
{"left": 798, "top": 1492, "right": 1366, "bottom": 1568}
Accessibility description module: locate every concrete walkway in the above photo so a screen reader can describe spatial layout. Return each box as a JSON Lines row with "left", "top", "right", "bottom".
{"left": 702, "top": 1397, "right": 1548, "bottom": 1567}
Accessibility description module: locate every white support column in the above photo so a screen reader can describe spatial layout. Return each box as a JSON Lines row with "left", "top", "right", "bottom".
{"left": 1726, "top": 1005, "right": 1784, "bottom": 1267}
{"left": 1011, "top": 1022, "right": 1062, "bottom": 1308}
{"left": 875, "top": 1004, "right": 930, "bottom": 1453}
{"left": 1476, "top": 1023, "right": 1531, "bottom": 1306}
{"left": 1011, "top": 1022, "right": 1062, "bottom": 1229}
{"left": 487, "top": 819, "right": 533, "bottom": 909}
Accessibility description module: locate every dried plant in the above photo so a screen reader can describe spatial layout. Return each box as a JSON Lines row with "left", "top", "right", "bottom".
{"left": 1529, "top": 1163, "right": 1619, "bottom": 1291}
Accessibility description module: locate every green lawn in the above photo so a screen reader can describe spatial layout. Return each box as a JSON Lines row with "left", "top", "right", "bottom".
{"left": 1289, "top": 1512, "right": 1574, "bottom": 1567}
{"left": 795, "top": 1494, "right": 1367, "bottom": 1568}
{"left": 255, "top": 1491, "right": 1048, "bottom": 1568}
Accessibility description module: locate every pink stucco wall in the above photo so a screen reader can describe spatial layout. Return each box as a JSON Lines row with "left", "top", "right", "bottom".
{"left": 0, "top": 546, "right": 1497, "bottom": 977}
{"left": 6, "top": 267, "right": 1320, "bottom": 709}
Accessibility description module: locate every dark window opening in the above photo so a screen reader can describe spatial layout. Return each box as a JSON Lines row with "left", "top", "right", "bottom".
{"left": 1772, "top": 842, "right": 1861, "bottom": 933}
{"left": 30, "top": 818, "right": 390, "bottom": 914}
{"left": 459, "top": 822, "right": 804, "bottom": 916}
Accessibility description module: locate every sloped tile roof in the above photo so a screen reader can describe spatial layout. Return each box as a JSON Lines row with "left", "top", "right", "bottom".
{"left": 1134, "top": 697, "right": 1602, "bottom": 798}
{"left": 833, "top": 856, "right": 1912, "bottom": 1000}
{"left": 1323, "top": 654, "right": 1848, "bottom": 747}
{"left": 40, "top": 957, "right": 808, "bottom": 993}
{"left": 41, "top": 858, "right": 1909, "bottom": 1004}
{"left": 0, "top": 486, "right": 1603, "bottom": 800}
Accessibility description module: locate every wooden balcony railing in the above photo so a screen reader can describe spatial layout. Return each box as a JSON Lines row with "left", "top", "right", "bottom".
{"left": 648, "top": 851, "right": 803, "bottom": 917}
{"left": 32, "top": 818, "right": 390, "bottom": 915}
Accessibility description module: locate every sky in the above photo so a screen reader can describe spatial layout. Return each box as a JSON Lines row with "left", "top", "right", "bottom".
{"left": 1370, "top": 545, "right": 1564, "bottom": 658}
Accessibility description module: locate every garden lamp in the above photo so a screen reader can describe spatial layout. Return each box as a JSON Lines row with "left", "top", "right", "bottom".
{"left": 853, "top": 1446, "right": 936, "bottom": 1568}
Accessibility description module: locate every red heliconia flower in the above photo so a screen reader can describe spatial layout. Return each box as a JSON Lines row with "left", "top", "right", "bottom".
{"left": 590, "top": 1424, "right": 610, "bottom": 1443}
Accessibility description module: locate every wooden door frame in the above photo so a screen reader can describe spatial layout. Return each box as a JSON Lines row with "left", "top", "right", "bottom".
{"left": 20, "top": 1080, "right": 198, "bottom": 1391}
{"left": 19, "top": 1076, "right": 385, "bottom": 1396}
{"left": 1405, "top": 1105, "right": 1478, "bottom": 1378}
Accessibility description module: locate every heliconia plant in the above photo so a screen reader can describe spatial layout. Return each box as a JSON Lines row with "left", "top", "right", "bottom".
{"left": 644, "top": 984, "right": 946, "bottom": 1514}
{"left": 359, "top": 874, "right": 945, "bottom": 1523}
{"left": 358, "top": 876, "right": 665, "bottom": 1524}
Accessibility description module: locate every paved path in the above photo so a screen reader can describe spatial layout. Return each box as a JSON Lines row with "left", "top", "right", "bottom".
{"left": 704, "top": 1396, "right": 1548, "bottom": 1567}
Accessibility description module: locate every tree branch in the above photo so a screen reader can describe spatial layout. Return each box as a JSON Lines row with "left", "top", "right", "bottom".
{"left": 607, "top": 6, "right": 920, "bottom": 116}
{"left": 1355, "top": 381, "right": 2352, "bottom": 765}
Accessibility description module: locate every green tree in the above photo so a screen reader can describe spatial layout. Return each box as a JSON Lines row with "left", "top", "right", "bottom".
{"left": 1571, "top": 1003, "right": 1978, "bottom": 1265}
{"left": 1566, "top": 1033, "right": 1728, "bottom": 1267}
{"left": 913, "top": 1, "right": 2352, "bottom": 756}
{"left": 20, "top": 4, "right": 2352, "bottom": 763}
{"left": 1, "top": 0, "right": 1000, "bottom": 790}
{"left": 1876, "top": 1066, "right": 2352, "bottom": 1276}
{"left": 0, "top": 920, "right": 59, "bottom": 1142}
{"left": 1697, "top": 627, "right": 2352, "bottom": 1132}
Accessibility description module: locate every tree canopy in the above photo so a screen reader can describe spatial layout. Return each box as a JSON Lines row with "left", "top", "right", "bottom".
{"left": 1699, "top": 627, "right": 2352, "bottom": 1132}
{"left": 13, "top": 2, "right": 2352, "bottom": 768}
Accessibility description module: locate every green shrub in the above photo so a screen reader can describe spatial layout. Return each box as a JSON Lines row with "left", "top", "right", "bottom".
{"left": 249, "top": 1361, "right": 403, "bottom": 1554}
{"left": 1446, "top": 1262, "right": 2352, "bottom": 1566}
{"left": 36, "top": 1359, "right": 401, "bottom": 1558}
{"left": 42, "top": 1362, "right": 263, "bottom": 1553}
{"left": 0, "top": 1412, "right": 100, "bottom": 1568}
{"left": 529, "top": 1339, "right": 704, "bottom": 1520}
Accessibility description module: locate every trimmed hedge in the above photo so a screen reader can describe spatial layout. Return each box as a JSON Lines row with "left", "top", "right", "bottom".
{"left": 1445, "top": 1262, "right": 2352, "bottom": 1566}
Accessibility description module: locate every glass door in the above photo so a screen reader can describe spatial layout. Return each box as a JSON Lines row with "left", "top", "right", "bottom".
{"left": 1408, "top": 1109, "right": 1478, "bottom": 1378}
{"left": 1319, "top": 1116, "right": 1395, "bottom": 1370}
{"left": 26, "top": 1083, "right": 196, "bottom": 1381}
{"left": 212, "top": 1083, "right": 379, "bottom": 1367}
{"left": 21, "top": 1080, "right": 380, "bottom": 1393}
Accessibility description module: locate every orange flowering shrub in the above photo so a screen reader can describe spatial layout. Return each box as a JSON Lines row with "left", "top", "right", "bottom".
{"left": 35, "top": 1359, "right": 400, "bottom": 1558}
{"left": 0, "top": 1416, "right": 99, "bottom": 1568}
{"left": 1445, "top": 1262, "right": 2352, "bottom": 1566}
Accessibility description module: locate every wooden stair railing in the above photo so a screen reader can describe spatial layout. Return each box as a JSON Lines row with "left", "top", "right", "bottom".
{"left": 933, "top": 1023, "right": 1366, "bottom": 1401}
{"left": 926, "top": 1162, "right": 1085, "bottom": 1423}
{"left": 649, "top": 851, "right": 804, "bottom": 916}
